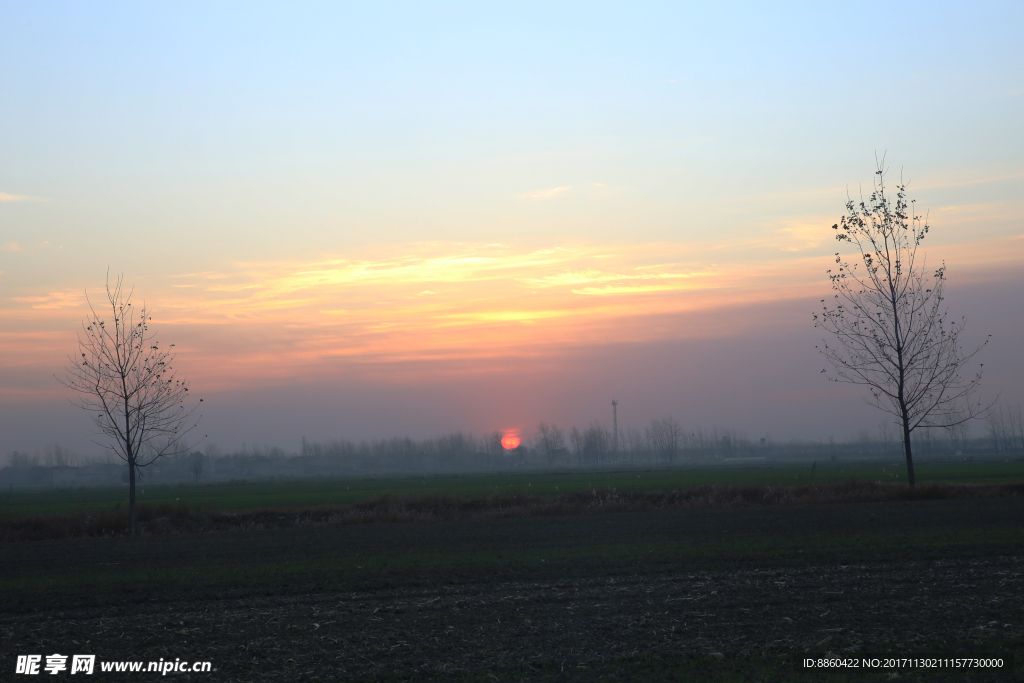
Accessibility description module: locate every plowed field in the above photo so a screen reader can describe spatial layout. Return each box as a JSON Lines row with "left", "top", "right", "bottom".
{"left": 3, "top": 497, "right": 1023, "bottom": 681}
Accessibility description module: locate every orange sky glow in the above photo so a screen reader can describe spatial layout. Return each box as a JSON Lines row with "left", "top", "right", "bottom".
{"left": 3, "top": 234, "right": 1021, "bottom": 400}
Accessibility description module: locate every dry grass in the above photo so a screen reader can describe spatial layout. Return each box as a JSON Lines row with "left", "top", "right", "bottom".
{"left": 2, "top": 480, "right": 1021, "bottom": 543}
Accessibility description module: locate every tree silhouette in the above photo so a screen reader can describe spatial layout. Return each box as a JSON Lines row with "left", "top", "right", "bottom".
{"left": 535, "top": 423, "right": 566, "bottom": 466}
{"left": 188, "top": 451, "right": 205, "bottom": 483}
{"left": 814, "top": 161, "right": 988, "bottom": 486}
{"left": 61, "top": 274, "right": 202, "bottom": 534}
{"left": 646, "top": 417, "right": 682, "bottom": 463}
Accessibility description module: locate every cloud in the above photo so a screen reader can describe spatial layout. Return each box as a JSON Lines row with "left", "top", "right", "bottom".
{"left": 584, "top": 182, "right": 623, "bottom": 199}
{"left": 517, "top": 186, "right": 572, "bottom": 199}
{"left": 571, "top": 283, "right": 706, "bottom": 296}
{"left": 10, "top": 290, "right": 86, "bottom": 310}
{"left": 0, "top": 191, "right": 45, "bottom": 202}
{"left": 4, "top": 235, "right": 1021, "bottom": 395}
{"left": 773, "top": 218, "right": 834, "bottom": 252}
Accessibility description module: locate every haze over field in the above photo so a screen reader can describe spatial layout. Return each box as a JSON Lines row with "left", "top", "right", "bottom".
{"left": 2, "top": 3, "right": 1022, "bottom": 456}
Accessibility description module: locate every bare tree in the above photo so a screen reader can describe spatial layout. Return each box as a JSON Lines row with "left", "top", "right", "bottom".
{"left": 943, "top": 404, "right": 972, "bottom": 455}
{"left": 989, "top": 403, "right": 1024, "bottom": 454}
{"left": 1013, "top": 404, "right": 1024, "bottom": 453}
{"left": 646, "top": 417, "right": 682, "bottom": 463}
{"left": 188, "top": 451, "right": 205, "bottom": 483}
{"left": 535, "top": 422, "right": 566, "bottom": 466}
{"left": 570, "top": 427, "right": 584, "bottom": 466}
{"left": 44, "top": 444, "right": 75, "bottom": 468}
{"left": 583, "top": 423, "right": 611, "bottom": 466}
{"left": 486, "top": 431, "right": 504, "bottom": 458}
{"left": 8, "top": 451, "right": 39, "bottom": 468}
{"left": 814, "top": 162, "right": 988, "bottom": 486}
{"left": 624, "top": 427, "right": 644, "bottom": 463}
{"left": 988, "top": 406, "right": 1008, "bottom": 454}
{"left": 878, "top": 420, "right": 894, "bottom": 458}
{"left": 60, "top": 274, "right": 202, "bottom": 534}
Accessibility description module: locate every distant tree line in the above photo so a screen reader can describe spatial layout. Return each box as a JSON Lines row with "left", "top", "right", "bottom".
{"left": 986, "top": 404, "right": 1024, "bottom": 456}
{"left": 5, "top": 405, "right": 1020, "bottom": 487}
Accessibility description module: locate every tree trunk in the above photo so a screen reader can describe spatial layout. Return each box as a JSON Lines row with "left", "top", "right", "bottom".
{"left": 128, "top": 456, "right": 137, "bottom": 536}
{"left": 901, "top": 412, "right": 916, "bottom": 487}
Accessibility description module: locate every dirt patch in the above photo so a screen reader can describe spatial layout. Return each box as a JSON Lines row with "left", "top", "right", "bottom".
{"left": 3, "top": 555, "right": 1020, "bottom": 681}
{"left": 3, "top": 496, "right": 1022, "bottom": 680}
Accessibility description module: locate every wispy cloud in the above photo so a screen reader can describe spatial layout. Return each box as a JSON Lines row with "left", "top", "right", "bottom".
{"left": 4, "top": 235, "right": 1021, "bottom": 391}
{"left": 772, "top": 217, "right": 835, "bottom": 252}
{"left": 122, "top": 242, "right": 834, "bottom": 385}
{"left": 517, "top": 186, "right": 572, "bottom": 199}
{"left": 0, "top": 191, "right": 46, "bottom": 202}
{"left": 11, "top": 290, "right": 85, "bottom": 310}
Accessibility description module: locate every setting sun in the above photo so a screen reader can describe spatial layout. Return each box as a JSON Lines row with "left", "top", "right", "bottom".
{"left": 500, "top": 433, "right": 521, "bottom": 450}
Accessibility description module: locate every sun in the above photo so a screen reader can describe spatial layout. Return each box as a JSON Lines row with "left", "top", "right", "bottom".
{"left": 501, "top": 433, "right": 520, "bottom": 450}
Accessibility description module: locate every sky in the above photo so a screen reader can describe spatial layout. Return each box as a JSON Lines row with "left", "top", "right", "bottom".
{"left": 2, "top": 2, "right": 1022, "bottom": 457}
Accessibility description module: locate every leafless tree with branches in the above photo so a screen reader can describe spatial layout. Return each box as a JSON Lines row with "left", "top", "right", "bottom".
{"left": 646, "top": 417, "right": 682, "bottom": 464}
{"left": 814, "top": 161, "right": 988, "bottom": 486}
{"left": 60, "top": 274, "right": 202, "bottom": 534}
{"left": 535, "top": 422, "right": 566, "bottom": 466}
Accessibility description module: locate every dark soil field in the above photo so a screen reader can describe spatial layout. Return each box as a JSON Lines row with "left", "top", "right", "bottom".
{"left": 3, "top": 494, "right": 1023, "bottom": 681}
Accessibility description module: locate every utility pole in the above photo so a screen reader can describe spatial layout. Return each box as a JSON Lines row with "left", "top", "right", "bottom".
{"left": 612, "top": 400, "right": 618, "bottom": 452}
